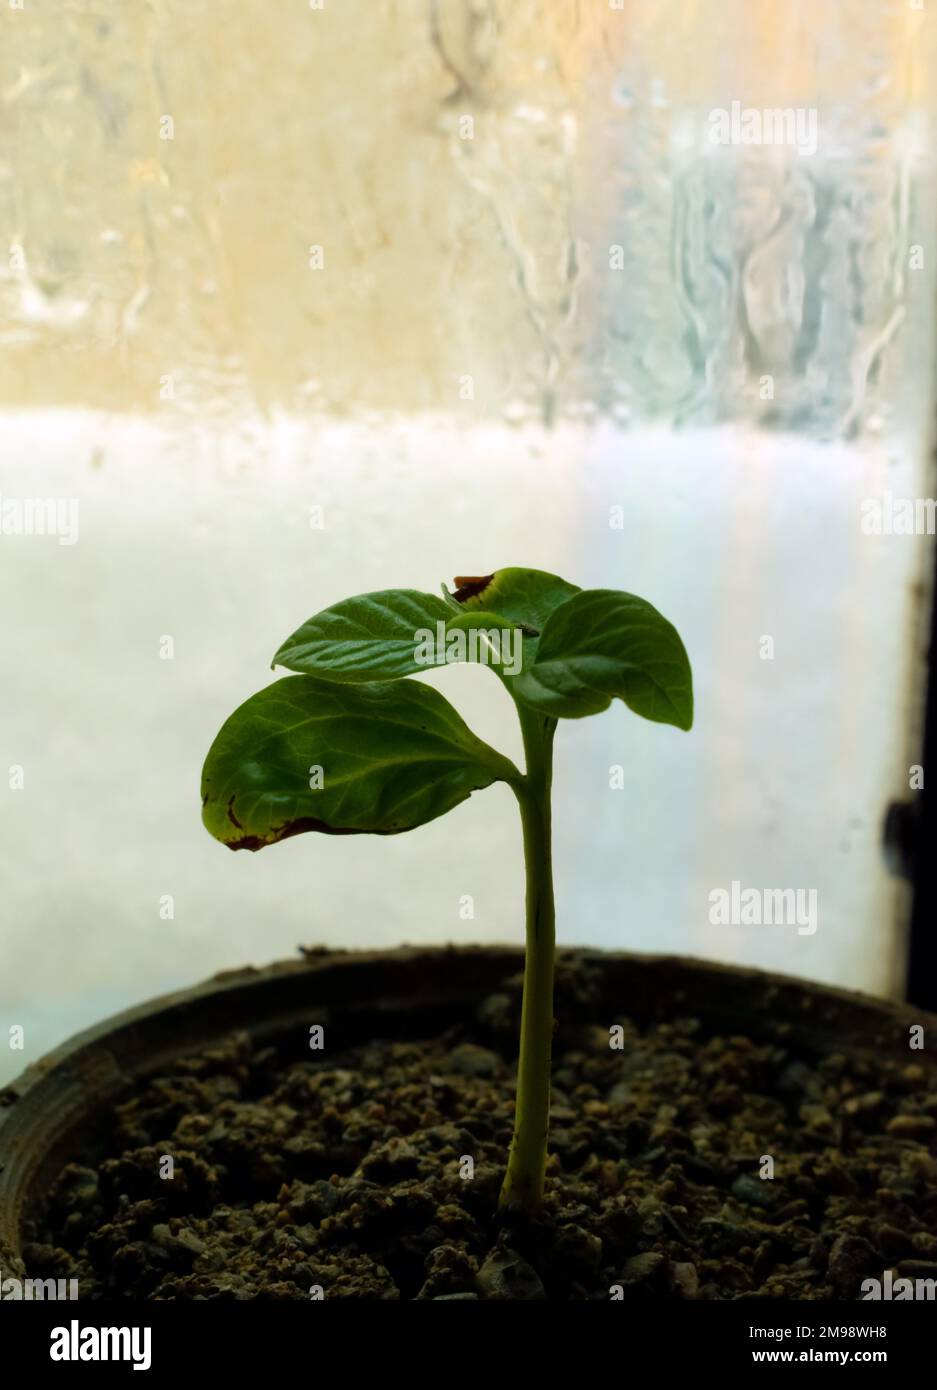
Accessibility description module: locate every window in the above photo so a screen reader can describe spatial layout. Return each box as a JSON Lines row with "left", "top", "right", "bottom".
{"left": 1, "top": 0, "right": 934, "bottom": 1080}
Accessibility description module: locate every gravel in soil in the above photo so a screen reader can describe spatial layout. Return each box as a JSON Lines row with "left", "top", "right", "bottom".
{"left": 25, "top": 965, "right": 937, "bottom": 1300}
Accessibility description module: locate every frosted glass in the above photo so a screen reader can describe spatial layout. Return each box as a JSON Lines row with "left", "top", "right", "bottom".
{"left": 2, "top": 1, "right": 933, "bottom": 432}
{"left": 1, "top": 1, "right": 935, "bottom": 1082}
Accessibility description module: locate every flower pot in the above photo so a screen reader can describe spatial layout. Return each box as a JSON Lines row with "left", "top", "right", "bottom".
{"left": 1, "top": 946, "right": 934, "bottom": 1300}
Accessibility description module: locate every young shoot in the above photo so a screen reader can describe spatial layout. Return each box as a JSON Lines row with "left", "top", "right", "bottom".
{"left": 201, "top": 568, "right": 693, "bottom": 1210}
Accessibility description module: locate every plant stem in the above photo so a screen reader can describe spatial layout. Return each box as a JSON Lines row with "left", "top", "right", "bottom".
{"left": 499, "top": 704, "right": 557, "bottom": 1210}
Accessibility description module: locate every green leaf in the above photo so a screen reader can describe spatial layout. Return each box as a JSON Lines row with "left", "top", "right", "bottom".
{"left": 512, "top": 589, "right": 693, "bottom": 729}
{"left": 273, "top": 589, "right": 453, "bottom": 683}
{"left": 446, "top": 568, "right": 580, "bottom": 632}
{"left": 443, "top": 567, "right": 582, "bottom": 682}
{"left": 442, "top": 610, "right": 527, "bottom": 679}
{"left": 201, "top": 674, "right": 519, "bottom": 850}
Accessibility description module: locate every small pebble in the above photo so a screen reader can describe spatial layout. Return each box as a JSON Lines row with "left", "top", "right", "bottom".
{"left": 446, "top": 1044, "right": 501, "bottom": 1078}
{"left": 476, "top": 1248, "right": 545, "bottom": 1300}
{"left": 886, "top": 1114, "right": 936, "bottom": 1140}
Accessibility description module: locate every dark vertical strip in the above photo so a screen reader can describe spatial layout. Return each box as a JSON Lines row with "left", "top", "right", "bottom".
{"left": 905, "top": 503, "right": 937, "bottom": 1008}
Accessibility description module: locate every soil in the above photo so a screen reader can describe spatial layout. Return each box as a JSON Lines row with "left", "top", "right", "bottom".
{"left": 24, "top": 955, "right": 937, "bottom": 1301}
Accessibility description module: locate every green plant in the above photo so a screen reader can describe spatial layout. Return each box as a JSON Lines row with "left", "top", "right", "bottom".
{"left": 201, "top": 567, "right": 693, "bottom": 1209}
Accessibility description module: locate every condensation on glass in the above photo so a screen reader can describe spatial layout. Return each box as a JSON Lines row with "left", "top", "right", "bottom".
{"left": 1, "top": 0, "right": 931, "bottom": 432}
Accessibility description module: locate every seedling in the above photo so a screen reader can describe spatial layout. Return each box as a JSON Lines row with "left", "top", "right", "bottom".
{"left": 201, "top": 567, "right": 693, "bottom": 1209}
